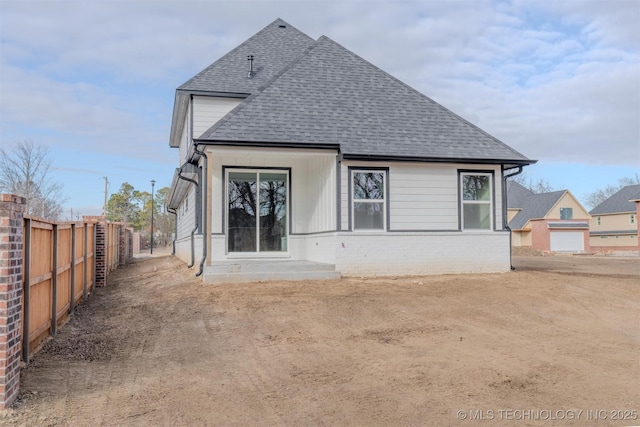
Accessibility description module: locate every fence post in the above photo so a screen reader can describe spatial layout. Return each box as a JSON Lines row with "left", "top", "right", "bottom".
{"left": 51, "top": 224, "right": 58, "bottom": 337}
{"left": 0, "top": 194, "right": 25, "bottom": 409}
{"left": 70, "top": 223, "right": 76, "bottom": 315}
{"left": 83, "top": 224, "right": 88, "bottom": 300}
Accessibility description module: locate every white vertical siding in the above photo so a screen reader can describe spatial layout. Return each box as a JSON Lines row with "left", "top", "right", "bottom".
{"left": 192, "top": 96, "right": 242, "bottom": 138}
{"left": 209, "top": 147, "right": 337, "bottom": 242}
{"left": 297, "top": 155, "right": 336, "bottom": 234}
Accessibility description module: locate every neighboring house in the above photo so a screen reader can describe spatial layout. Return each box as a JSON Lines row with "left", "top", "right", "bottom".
{"left": 507, "top": 181, "right": 591, "bottom": 252}
{"left": 166, "top": 19, "right": 534, "bottom": 282}
{"left": 589, "top": 184, "right": 640, "bottom": 253}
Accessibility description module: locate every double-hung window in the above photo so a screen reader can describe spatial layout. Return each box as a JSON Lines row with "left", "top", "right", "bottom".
{"left": 352, "top": 170, "right": 386, "bottom": 231}
{"left": 460, "top": 172, "right": 493, "bottom": 230}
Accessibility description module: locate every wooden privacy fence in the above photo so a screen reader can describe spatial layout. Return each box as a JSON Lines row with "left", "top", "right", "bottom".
{"left": 1, "top": 195, "right": 134, "bottom": 408}
{"left": 21, "top": 217, "right": 132, "bottom": 360}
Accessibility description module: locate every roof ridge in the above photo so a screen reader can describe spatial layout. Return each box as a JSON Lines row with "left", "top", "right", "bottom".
{"left": 178, "top": 18, "right": 313, "bottom": 90}
{"left": 199, "top": 37, "right": 322, "bottom": 139}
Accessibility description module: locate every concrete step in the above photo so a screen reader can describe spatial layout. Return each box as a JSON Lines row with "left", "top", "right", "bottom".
{"left": 202, "top": 260, "right": 341, "bottom": 284}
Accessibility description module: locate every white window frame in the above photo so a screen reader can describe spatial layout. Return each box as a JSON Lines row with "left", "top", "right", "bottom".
{"left": 630, "top": 214, "right": 636, "bottom": 225}
{"left": 351, "top": 169, "right": 387, "bottom": 231}
{"left": 596, "top": 216, "right": 601, "bottom": 226}
{"left": 460, "top": 172, "right": 493, "bottom": 231}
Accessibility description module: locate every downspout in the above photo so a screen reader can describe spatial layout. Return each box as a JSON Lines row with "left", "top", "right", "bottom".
{"left": 503, "top": 165, "right": 524, "bottom": 270}
{"left": 167, "top": 207, "right": 177, "bottom": 255}
{"left": 193, "top": 144, "right": 208, "bottom": 277}
{"left": 177, "top": 163, "right": 200, "bottom": 268}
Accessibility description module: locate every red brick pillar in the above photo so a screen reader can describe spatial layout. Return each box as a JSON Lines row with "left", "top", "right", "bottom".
{"left": 0, "top": 194, "right": 25, "bottom": 409}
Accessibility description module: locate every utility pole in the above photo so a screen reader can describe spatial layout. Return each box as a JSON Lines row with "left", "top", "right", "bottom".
{"left": 151, "top": 180, "right": 155, "bottom": 255}
{"left": 102, "top": 176, "right": 109, "bottom": 218}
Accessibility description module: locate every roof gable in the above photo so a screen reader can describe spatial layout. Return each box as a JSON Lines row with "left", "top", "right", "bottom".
{"left": 507, "top": 185, "right": 566, "bottom": 229}
{"left": 590, "top": 184, "right": 640, "bottom": 214}
{"left": 198, "top": 35, "right": 531, "bottom": 164}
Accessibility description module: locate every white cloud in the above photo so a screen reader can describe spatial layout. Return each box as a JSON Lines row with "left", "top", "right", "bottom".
{"left": 1, "top": 0, "right": 638, "bottom": 171}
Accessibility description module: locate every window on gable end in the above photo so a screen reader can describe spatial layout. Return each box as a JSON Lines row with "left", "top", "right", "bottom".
{"left": 560, "top": 207, "right": 573, "bottom": 220}
{"left": 352, "top": 170, "right": 386, "bottom": 231}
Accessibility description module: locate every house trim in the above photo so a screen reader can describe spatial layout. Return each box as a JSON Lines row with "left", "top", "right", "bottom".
{"left": 336, "top": 155, "right": 342, "bottom": 232}
{"left": 222, "top": 165, "right": 292, "bottom": 255}
{"left": 344, "top": 153, "right": 533, "bottom": 167}
{"left": 457, "top": 169, "right": 496, "bottom": 232}
{"left": 347, "top": 166, "right": 390, "bottom": 232}
{"left": 191, "top": 140, "right": 534, "bottom": 167}
{"left": 590, "top": 230, "right": 636, "bottom": 236}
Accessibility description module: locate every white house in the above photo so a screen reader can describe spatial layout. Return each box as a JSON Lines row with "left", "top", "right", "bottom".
{"left": 166, "top": 19, "right": 535, "bottom": 282}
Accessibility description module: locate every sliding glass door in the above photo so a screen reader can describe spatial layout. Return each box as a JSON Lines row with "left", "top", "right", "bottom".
{"left": 227, "top": 170, "right": 288, "bottom": 253}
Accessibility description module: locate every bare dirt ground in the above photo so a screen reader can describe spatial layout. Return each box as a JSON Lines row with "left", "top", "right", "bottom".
{"left": 1, "top": 252, "right": 638, "bottom": 426}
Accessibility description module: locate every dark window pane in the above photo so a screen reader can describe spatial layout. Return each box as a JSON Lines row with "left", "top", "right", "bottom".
{"left": 259, "top": 173, "right": 287, "bottom": 251}
{"left": 463, "top": 175, "right": 490, "bottom": 201}
{"left": 354, "top": 202, "right": 384, "bottom": 230}
{"left": 354, "top": 172, "right": 384, "bottom": 200}
{"left": 228, "top": 172, "right": 257, "bottom": 252}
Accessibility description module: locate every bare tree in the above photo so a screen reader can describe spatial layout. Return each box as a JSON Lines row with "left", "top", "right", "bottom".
{"left": 509, "top": 174, "right": 554, "bottom": 193}
{"left": 584, "top": 174, "right": 640, "bottom": 209}
{"left": 0, "top": 140, "right": 66, "bottom": 219}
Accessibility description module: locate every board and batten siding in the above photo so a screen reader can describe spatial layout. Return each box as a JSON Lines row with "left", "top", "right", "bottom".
{"left": 208, "top": 147, "right": 337, "bottom": 237}
{"left": 297, "top": 155, "right": 336, "bottom": 234}
{"left": 340, "top": 162, "right": 504, "bottom": 231}
{"left": 192, "top": 96, "right": 242, "bottom": 139}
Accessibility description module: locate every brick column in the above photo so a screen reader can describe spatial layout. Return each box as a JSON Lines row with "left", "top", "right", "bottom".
{"left": 118, "top": 225, "right": 126, "bottom": 266}
{"left": 127, "top": 228, "right": 133, "bottom": 259}
{"left": 0, "top": 194, "right": 25, "bottom": 409}
{"left": 94, "top": 221, "right": 107, "bottom": 287}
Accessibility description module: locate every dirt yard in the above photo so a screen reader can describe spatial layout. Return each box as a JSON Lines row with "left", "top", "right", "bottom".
{"left": 1, "top": 252, "right": 638, "bottom": 426}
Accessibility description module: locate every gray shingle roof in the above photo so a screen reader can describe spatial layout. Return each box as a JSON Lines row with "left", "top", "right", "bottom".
{"left": 507, "top": 182, "right": 566, "bottom": 229}
{"left": 589, "top": 184, "right": 640, "bottom": 215}
{"left": 178, "top": 19, "right": 533, "bottom": 165}
{"left": 179, "top": 18, "right": 315, "bottom": 94}
{"left": 547, "top": 222, "right": 588, "bottom": 229}
{"left": 506, "top": 181, "right": 535, "bottom": 209}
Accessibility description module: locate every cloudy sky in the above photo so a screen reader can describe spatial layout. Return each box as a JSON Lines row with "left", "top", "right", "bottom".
{"left": 1, "top": 0, "right": 638, "bottom": 217}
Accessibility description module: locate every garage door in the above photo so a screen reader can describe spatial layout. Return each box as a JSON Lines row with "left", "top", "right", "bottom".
{"left": 550, "top": 231, "right": 584, "bottom": 252}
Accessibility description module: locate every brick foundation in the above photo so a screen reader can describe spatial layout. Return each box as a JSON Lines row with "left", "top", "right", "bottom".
{"left": 0, "top": 194, "right": 25, "bottom": 409}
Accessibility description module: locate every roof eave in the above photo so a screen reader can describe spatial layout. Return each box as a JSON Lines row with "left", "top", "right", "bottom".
{"left": 342, "top": 153, "right": 536, "bottom": 167}
{"left": 192, "top": 138, "right": 341, "bottom": 152}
